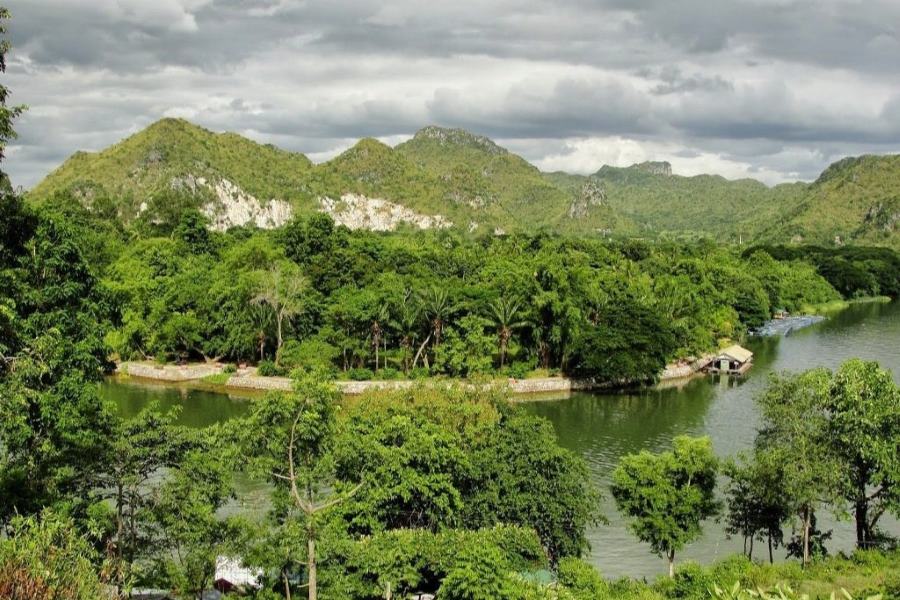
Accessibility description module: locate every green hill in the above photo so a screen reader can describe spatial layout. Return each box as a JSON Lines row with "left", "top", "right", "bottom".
{"left": 29, "top": 118, "right": 316, "bottom": 229}
{"left": 587, "top": 162, "right": 809, "bottom": 242}
{"left": 772, "top": 154, "right": 900, "bottom": 248}
{"left": 394, "top": 126, "right": 634, "bottom": 234}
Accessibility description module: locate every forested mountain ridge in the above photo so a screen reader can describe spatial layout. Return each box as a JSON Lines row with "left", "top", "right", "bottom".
{"left": 26, "top": 118, "right": 900, "bottom": 247}
{"left": 768, "top": 154, "right": 900, "bottom": 248}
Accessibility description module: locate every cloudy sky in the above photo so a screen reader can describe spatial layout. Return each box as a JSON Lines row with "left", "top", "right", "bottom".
{"left": 4, "top": 0, "right": 900, "bottom": 188}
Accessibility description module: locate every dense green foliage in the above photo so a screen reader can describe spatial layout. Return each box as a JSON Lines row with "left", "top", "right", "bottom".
{"left": 748, "top": 245, "right": 900, "bottom": 299}
{"left": 772, "top": 154, "right": 900, "bottom": 249}
{"left": 611, "top": 436, "right": 720, "bottom": 577}
{"left": 89, "top": 211, "right": 855, "bottom": 383}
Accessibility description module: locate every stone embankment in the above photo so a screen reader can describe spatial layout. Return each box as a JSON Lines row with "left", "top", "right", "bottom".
{"left": 119, "top": 356, "right": 711, "bottom": 397}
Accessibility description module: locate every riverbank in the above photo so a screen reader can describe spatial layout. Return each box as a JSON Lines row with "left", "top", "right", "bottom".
{"left": 117, "top": 354, "right": 715, "bottom": 397}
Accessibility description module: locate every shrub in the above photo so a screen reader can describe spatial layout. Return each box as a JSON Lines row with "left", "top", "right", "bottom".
{"left": 257, "top": 360, "right": 285, "bottom": 377}
{"left": 348, "top": 367, "right": 374, "bottom": 381}
{"left": 0, "top": 512, "right": 106, "bottom": 600}
{"left": 557, "top": 557, "right": 607, "bottom": 600}
{"left": 662, "top": 561, "right": 716, "bottom": 599}
{"left": 278, "top": 337, "right": 340, "bottom": 372}
{"left": 378, "top": 367, "right": 401, "bottom": 380}
{"left": 409, "top": 366, "right": 430, "bottom": 379}
{"left": 506, "top": 361, "right": 532, "bottom": 379}
{"left": 223, "top": 363, "right": 237, "bottom": 373}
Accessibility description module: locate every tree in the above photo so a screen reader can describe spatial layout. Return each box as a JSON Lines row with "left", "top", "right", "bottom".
{"left": 0, "top": 511, "right": 107, "bottom": 600}
{"left": 570, "top": 302, "right": 677, "bottom": 383}
{"left": 0, "top": 6, "right": 25, "bottom": 175}
{"left": 611, "top": 436, "right": 719, "bottom": 577}
{"left": 825, "top": 359, "right": 900, "bottom": 549}
{"left": 755, "top": 369, "right": 841, "bottom": 566}
{"left": 419, "top": 285, "right": 453, "bottom": 350}
{"left": 238, "top": 372, "right": 361, "bottom": 600}
{"left": 487, "top": 296, "right": 529, "bottom": 369}
{"left": 722, "top": 452, "right": 789, "bottom": 562}
{"left": 252, "top": 261, "right": 309, "bottom": 364}
{"left": 149, "top": 448, "right": 237, "bottom": 600}
{"left": 370, "top": 302, "right": 390, "bottom": 372}
{"left": 391, "top": 289, "right": 421, "bottom": 375}
{"left": 93, "top": 406, "right": 197, "bottom": 593}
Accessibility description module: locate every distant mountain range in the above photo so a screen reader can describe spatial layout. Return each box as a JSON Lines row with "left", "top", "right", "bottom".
{"left": 28, "top": 118, "right": 900, "bottom": 248}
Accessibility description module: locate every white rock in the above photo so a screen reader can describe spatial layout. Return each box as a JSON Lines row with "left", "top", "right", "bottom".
{"left": 319, "top": 193, "right": 452, "bottom": 231}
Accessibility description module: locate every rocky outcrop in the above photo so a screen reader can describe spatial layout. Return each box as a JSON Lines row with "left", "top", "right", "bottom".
{"left": 568, "top": 179, "right": 607, "bottom": 218}
{"left": 319, "top": 193, "right": 452, "bottom": 231}
{"left": 413, "top": 126, "right": 507, "bottom": 155}
{"left": 169, "top": 175, "right": 293, "bottom": 231}
{"left": 634, "top": 161, "right": 673, "bottom": 176}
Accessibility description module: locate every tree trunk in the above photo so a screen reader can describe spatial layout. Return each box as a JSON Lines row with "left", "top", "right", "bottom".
{"left": 855, "top": 495, "right": 868, "bottom": 549}
{"left": 275, "top": 311, "right": 284, "bottom": 365}
{"left": 667, "top": 548, "right": 675, "bottom": 578}
{"left": 768, "top": 534, "right": 774, "bottom": 564}
{"left": 283, "top": 568, "right": 292, "bottom": 600}
{"left": 748, "top": 535, "right": 754, "bottom": 560}
{"left": 802, "top": 507, "right": 811, "bottom": 567}
{"left": 374, "top": 335, "right": 379, "bottom": 372}
{"left": 308, "top": 537, "right": 317, "bottom": 600}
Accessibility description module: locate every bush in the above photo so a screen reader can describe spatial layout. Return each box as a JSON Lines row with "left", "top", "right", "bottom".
{"left": 0, "top": 512, "right": 106, "bottom": 600}
{"left": 348, "top": 367, "right": 374, "bottom": 381}
{"left": 377, "top": 367, "right": 401, "bottom": 380}
{"left": 257, "top": 360, "right": 285, "bottom": 377}
{"left": 506, "top": 361, "right": 532, "bottom": 379}
{"left": 557, "top": 557, "right": 607, "bottom": 600}
{"left": 278, "top": 337, "right": 340, "bottom": 372}
{"left": 409, "top": 366, "right": 430, "bottom": 379}
{"left": 660, "top": 561, "right": 716, "bottom": 599}
{"left": 223, "top": 363, "right": 237, "bottom": 373}
{"left": 709, "top": 555, "right": 753, "bottom": 589}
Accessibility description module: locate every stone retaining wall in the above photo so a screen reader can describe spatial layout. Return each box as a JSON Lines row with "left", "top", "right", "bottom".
{"left": 119, "top": 356, "right": 711, "bottom": 395}
{"left": 120, "top": 361, "right": 224, "bottom": 382}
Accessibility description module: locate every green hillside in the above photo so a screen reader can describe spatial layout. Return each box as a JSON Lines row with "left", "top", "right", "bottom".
{"left": 30, "top": 118, "right": 316, "bottom": 222}
{"left": 394, "top": 126, "right": 634, "bottom": 234}
{"left": 588, "top": 162, "right": 809, "bottom": 242}
{"left": 773, "top": 154, "right": 900, "bottom": 249}
{"left": 25, "top": 118, "right": 900, "bottom": 247}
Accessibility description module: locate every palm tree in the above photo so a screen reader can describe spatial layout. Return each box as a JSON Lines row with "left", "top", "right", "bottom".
{"left": 370, "top": 303, "right": 390, "bottom": 372}
{"left": 418, "top": 286, "right": 453, "bottom": 349}
{"left": 250, "top": 261, "right": 308, "bottom": 365}
{"left": 488, "top": 296, "right": 530, "bottom": 369}
{"left": 391, "top": 290, "right": 421, "bottom": 375}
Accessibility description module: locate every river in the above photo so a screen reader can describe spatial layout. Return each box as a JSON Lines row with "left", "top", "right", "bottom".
{"left": 100, "top": 300, "right": 900, "bottom": 580}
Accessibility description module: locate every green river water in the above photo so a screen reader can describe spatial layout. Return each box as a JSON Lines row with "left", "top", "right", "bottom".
{"left": 101, "top": 300, "right": 900, "bottom": 580}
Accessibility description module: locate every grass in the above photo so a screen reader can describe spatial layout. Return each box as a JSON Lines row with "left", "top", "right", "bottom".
{"left": 200, "top": 372, "right": 231, "bottom": 385}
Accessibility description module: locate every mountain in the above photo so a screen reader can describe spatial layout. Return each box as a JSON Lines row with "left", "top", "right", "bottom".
{"left": 393, "top": 126, "right": 633, "bottom": 234}
{"left": 28, "top": 120, "right": 635, "bottom": 235}
{"left": 772, "top": 155, "right": 900, "bottom": 248}
{"left": 30, "top": 118, "right": 317, "bottom": 230}
{"left": 577, "top": 162, "right": 808, "bottom": 242}
{"left": 25, "top": 118, "right": 900, "bottom": 247}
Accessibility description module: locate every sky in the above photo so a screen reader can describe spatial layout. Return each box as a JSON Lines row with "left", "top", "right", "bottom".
{"left": 4, "top": 0, "right": 900, "bottom": 189}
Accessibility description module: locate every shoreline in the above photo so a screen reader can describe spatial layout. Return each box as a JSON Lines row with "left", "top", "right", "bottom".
{"left": 116, "top": 354, "right": 715, "bottom": 399}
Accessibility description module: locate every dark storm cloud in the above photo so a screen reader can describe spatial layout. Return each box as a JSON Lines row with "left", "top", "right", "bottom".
{"left": 3, "top": 0, "right": 900, "bottom": 187}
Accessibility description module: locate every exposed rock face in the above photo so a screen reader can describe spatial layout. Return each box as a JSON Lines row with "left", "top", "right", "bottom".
{"left": 182, "top": 176, "right": 293, "bottom": 231}
{"left": 319, "top": 193, "right": 452, "bottom": 231}
{"left": 413, "top": 126, "right": 507, "bottom": 155}
{"left": 634, "top": 161, "right": 673, "bottom": 176}
{"left": 568, "top": 179, "right": 607, "bottom": 218}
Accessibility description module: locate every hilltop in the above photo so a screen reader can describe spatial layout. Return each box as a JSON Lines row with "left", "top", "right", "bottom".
{"left": 26, "top": 118, "right": 900, "bottom": 247}
{"left": 772, "top": 154, "right": 900, "bottom": 247}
